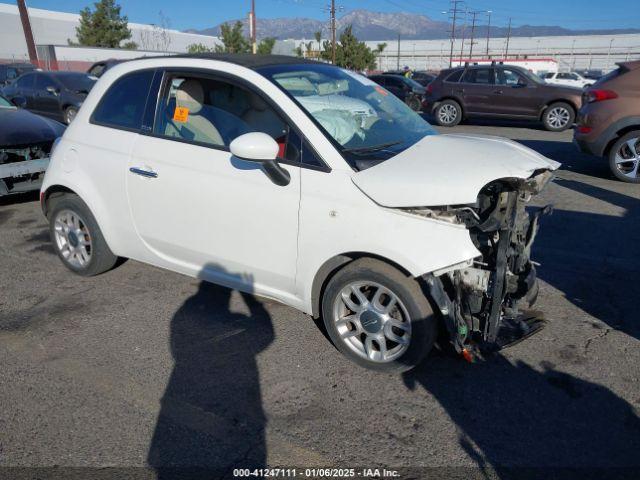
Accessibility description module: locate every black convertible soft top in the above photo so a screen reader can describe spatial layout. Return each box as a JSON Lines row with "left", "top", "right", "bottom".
{"left": 149, "top": 53, "right": 325, "bottom": 70}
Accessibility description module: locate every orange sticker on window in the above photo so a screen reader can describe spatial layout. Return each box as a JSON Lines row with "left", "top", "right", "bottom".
{"left": 375, "top": 86, "right": 388, "bottom": 96}
{"left": 173, "top": 106, "right": 189, "bottom": 122}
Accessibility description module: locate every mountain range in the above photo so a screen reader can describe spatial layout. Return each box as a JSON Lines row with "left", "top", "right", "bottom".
{"left": 185, "top": 9, "right": 640, "bottom": 41}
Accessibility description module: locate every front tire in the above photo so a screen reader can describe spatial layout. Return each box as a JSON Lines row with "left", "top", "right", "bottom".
{"left": 48, "top": 194, "right": 118, "bottom": 276}
{"left": 321, "top": 258, "right": 437, "bottom": 372}
{"left": 542, "top": 102, "right": 574, "bottom": 131}
{"left": 434, "top": 99, "right": 462, "bottom": 127}
{"left": 608, "top": 131, "right": 640, "bottom": 183}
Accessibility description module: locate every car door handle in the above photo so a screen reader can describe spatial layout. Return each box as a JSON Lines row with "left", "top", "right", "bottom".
{"left": 456, "top": 89, "right": 465, "bottom": 94}
{"left": 129, "top": 167, "right": 158, "bottom": 178}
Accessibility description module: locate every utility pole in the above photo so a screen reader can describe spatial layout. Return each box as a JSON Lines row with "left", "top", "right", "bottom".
{"left": 330, "top": 0, "right": 336, "bottom": 64}
{"left": 446, "top": 0, "right": 464, "bottom": 68}
{"left": 468, "top": 11, "right": 479, "bottom": 60}
{"left": 17, "top": 0, "right": 38, "bottom": 64}
{"left": 250, "top": 0, "right": 257, "bottom": 54}
{"left": 459, "top": 8, "right": 467, "bottom": 62}
{"left": 485, "top": 10, "right": 492, "bottom": 57}
{"left": 504, "top": 17, "right": 512, "bottom": 60}
{"left": 396, "top": 33, "right": 401, "bottom": 70}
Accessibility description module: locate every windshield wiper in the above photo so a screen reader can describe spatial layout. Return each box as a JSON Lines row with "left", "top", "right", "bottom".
{"left": 343, "top": 141, "right": 402, "bottom": 155}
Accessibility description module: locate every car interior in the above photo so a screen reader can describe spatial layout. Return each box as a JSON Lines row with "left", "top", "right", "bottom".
{"left": 159, "top": 76, "right": 288, "bottom": 155}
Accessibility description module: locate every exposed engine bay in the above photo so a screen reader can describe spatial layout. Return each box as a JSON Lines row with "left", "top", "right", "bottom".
{"left": 0, "top": 143, "right": 51, "bottom": 196}
{"left": 408, "top": 170, "right": 555, "bottom": 356}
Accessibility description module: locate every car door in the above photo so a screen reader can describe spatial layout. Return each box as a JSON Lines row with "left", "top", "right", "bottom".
{"left": 10, "top": 73, "right": 35, "bottom": 108}
{"left": 126, "top": 70, "right": 301, "bottom": 298}
{"left": 33, "top": 73, "right": 62, "bottom": 119}
{"left": 459, "top": 67, "right": 495, "bottom": 114}
{"left": 492, "top": 68, "right": 541, "bottom": 117}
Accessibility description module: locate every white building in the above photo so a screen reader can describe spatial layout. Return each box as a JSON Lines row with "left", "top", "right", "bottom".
{"left": 366, "top": 33, "right": 640, "bottom": 72}
{"left": 0, "top": 2, "right": 221, "bottom": 64}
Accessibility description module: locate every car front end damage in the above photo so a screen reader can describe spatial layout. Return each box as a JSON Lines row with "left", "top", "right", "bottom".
{"left": 0, "top": 143, "right": 52, "bottom": 196}
{"left": 407, "top": 170, "right": 555, "bottom": 357}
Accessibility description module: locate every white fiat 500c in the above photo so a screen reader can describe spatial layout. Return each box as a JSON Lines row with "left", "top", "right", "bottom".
{"left": 41, "top": 54, "right": 559, "bottom": 372}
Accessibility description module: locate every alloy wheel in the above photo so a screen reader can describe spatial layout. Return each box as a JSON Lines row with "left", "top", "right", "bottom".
{"left": 53, "top": 209, "right": 92, "bottom": 268}
{"left": 613, "top": 136, "right": 640, "bottom": 180}
{"left": 547, "top": 106, "right": 570, "bottom": 129}
{"left": 332, "top": 281, "right": 411, "bottom": 363}
{"left": 438, "top": 104, "right": 457, "bottom": 124}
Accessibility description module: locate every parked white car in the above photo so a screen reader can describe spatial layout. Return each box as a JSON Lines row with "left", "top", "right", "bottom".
{"left": 543, "top": 71, "right": 593, "bottom": 88}
{"left": 41, "top": 55, "right": 559, "bottom": 371}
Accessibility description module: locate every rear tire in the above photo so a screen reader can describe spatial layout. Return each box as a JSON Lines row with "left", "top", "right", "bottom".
{"left": 321, "top": 258, "right": 437, "bottom": 372}
{"left": 608, "top": 131, "right": 640, "bottom": 183}
{"left": 48, "top": 194, "right": 118, "bottom": 276}
{"left": 542, "top": 102, "right": 574, "bottom": 131}
{"left": 434, "top": 99, "right": 462, "bottom": 127}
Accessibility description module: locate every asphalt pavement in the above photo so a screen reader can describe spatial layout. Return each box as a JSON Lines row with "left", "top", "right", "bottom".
{"left": 1, "top": 120, "right": 639, "bottom": 478}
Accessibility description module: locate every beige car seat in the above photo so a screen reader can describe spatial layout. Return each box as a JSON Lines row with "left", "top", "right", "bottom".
{"left": 242, "top": 92, "right": 287, "bottom": 139}
{"left": 165, "top": 80, "right": 224, "bottom": 146}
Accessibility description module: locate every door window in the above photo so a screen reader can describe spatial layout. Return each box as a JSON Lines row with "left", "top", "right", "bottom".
{"left": 496, "top": 69, "right": 525, "bottom": 86}
{"left": 461, "top": 68, "right": 494, "bottom": 84}
{"left": 154, "top": 73, "right": 289, "bottom": 153}
{"left": 34, "top": 74, "right": 54, "bottom": 90}
{"left": 91, "top": 69, "right": 155, "bottom": 131}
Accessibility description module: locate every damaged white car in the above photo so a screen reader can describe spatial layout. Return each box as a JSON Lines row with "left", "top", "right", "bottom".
{"left": 41, "top": 55, "right": 559, "bottom": 371}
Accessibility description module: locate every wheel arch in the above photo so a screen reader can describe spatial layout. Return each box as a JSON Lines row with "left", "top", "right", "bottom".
{"left": 603, "top": 125, "right": 640, "bottom": 158}
{"left": 309, "top": 252, "right": 414, "bottom": 319}
{"left": 41, "top": 184, "right": 78, "bottom": 216}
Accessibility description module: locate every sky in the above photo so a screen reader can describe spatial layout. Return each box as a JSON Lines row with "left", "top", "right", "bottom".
{"left": 18, "top": 0, "right": 640, "bottom": 32}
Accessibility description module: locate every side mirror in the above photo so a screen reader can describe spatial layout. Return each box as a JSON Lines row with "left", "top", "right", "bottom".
{"left": 46, "top": 86, "right": 59, "bottom": 95}
{"left": 230, "top": 132, "right": 290, "bottom": 186}
{"left": 12, "top": 96, "right": 27, "bottom": 108}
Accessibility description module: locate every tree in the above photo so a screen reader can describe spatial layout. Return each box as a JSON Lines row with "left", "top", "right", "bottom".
{"left": 74, "top": 0, "right": 132, "bottom": 48}
{"left": 214, "top": 21, "right": 250, "bottom": 54}
{"left": 257, "top": 37, "right": 276, "bottom": 55}
{"left": 122, "top": 41, "right": 138, "bottom": 50}
{"left": 321, "top": 25, "right": 377, "bottom": 71}
{"left": 375, "top": 42, "right": 387, "bottom": 69}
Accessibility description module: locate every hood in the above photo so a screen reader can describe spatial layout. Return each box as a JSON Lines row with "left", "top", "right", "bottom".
{"left": 352, "top": 134, "right": 560, "bottom": 207}
{"left": 0, "top": 108, "right": 65, "bottom": 147}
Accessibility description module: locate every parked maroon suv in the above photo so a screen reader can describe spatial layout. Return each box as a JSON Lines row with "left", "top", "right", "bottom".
{"left": 425, "top": 64, "right": 583, "bottom": 131}
{"left": 574, "top": 61, "right": 640, "bottom": 183}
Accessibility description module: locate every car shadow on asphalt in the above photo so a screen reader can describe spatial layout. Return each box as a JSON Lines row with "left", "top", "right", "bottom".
{"left": 403, "top": 352, "right": 640, "bottom": 477}
{"left": 534, "top": 178, "right": 640, "bottom": 341}
{"left": 147, "top": 268, "right": 273, "bottom": 477}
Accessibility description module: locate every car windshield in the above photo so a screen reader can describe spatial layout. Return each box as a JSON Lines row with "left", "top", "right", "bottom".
{"left": 402, "top": 76, "right": 424, "bottom": 90}
{"left": 0, "top": 95, "right": 15, "bottom": 108}
{"left": 56, "top": 73, "right": 96, "bottom": 93}
{"left": 257, "top": 63, "right": 437, "bottom": 167}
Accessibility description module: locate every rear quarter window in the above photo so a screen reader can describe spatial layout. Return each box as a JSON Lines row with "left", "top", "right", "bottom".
{"left": 91, "top": 69, "right": 155, "bottom": 131}
{"left": 444, "top": 70, "right": 463, "bottom": 83}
